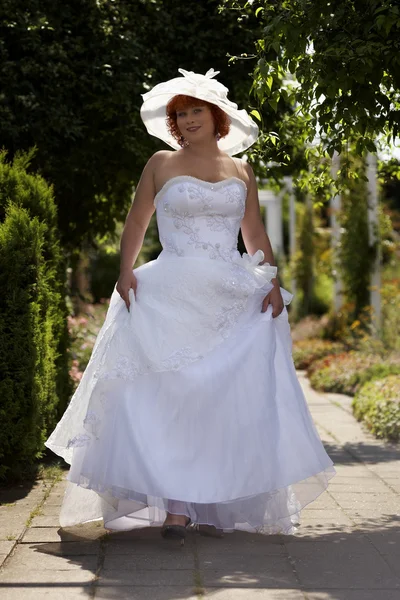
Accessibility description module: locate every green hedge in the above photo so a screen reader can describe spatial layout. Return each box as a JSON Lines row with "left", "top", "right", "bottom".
{"left": 352, "top": 375, "right": 400, "bottom": 442}
{"left": 0, "top": 153, "right": 71, "bottom": 481}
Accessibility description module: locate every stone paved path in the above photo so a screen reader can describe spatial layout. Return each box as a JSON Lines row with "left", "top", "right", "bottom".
{"left": 0, "top": 372, "right": 399, "bottom": 599}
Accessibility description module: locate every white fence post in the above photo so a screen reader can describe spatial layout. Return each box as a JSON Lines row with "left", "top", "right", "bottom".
{"left": 258, "top": 189, "right": 284, "bottom": 257}
{"left": 330, "top": 151, "right": 343, "bottom": 311}
{"left": 284, "top": 176, "right": 296, "bottom": 300}
{"left": 366, "top": 152, "right": 381, "bottom": 334}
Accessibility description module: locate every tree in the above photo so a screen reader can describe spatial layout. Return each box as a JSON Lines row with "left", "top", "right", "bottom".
{"left": 0, "top": 0, "right": 152, "bottom": 248}
{"left": 0, "top": 0, "right": 263, "bottom": 249}
{"left": 223, "top": 0, "right": 400, "bottom": 164}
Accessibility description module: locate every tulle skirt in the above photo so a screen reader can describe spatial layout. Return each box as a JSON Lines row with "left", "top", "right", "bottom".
{"left": 45, "top": 252, "right": 336, "bottom": 535}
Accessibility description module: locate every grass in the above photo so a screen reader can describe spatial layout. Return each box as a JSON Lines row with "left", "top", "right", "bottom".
{"left": 36, "top": 461, "right": 65, "bottom": 484}
{"left": 25, "top": 465, "right": 64, "bottom": 528}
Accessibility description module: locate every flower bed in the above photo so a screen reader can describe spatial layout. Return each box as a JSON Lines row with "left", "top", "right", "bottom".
{"left": 68, "top": 301, "right": 109, "bottom": 388}
{"left": 307, "top": 351, "right": 400, "bottom": 396}
{"left": 352, "top": 375, "right": 400, "bottom": 442}
{"left": 292, "top": 338, "right": 346, "bottom": 369}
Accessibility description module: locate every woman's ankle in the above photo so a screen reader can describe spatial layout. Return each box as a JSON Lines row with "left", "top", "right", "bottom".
{"left": 164, "top": 512, "right": 190, "bottom": 526}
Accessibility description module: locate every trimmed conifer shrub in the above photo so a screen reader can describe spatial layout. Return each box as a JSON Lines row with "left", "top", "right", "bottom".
{"left": 0, "top": 152, "right": 71, "bottom": 481}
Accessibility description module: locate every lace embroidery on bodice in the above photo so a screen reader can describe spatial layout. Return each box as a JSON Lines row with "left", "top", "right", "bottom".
{"left": 155, "top": 176, "right": 247, "bottom": 262}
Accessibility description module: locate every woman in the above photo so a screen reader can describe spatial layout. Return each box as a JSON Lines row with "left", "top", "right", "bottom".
{"left": 45, "top": 68, "right": 336, "bottom": 544}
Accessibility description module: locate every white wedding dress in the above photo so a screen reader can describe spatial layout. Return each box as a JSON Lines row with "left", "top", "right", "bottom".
{"left": 45, "top": 175, "right": 336, "bottom": 534}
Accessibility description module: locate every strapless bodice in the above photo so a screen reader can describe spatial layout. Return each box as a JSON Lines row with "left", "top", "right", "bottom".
{"left": 155, "top": 176, "right": 247, "bottom": 262}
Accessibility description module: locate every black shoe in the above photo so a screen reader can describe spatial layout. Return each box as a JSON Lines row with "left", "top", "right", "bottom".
{"left": 196, "top": 524, "right": 224, "bottom": 538}
{"left": 161, "top": 518, "right": 191, "bottom": 546}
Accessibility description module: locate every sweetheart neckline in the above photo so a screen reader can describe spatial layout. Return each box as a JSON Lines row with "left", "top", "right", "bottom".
{"left": 154, "top": 175, "right": 247, "bottom": 206}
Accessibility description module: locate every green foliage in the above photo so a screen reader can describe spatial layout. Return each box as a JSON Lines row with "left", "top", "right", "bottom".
{"left": 308, "top": 350, "right": 400, "bottom": 395}
{"left": 312, "top": 273, "right": 334, "bottom": 315}
{"left": 337, "top": 159, "right": 374, "bottom": 322}
{"left": 68, "top": 302, "right": 109, "bottom": 390}
{"left": 381, "top": 278, "right": 400, "bottom": 351}
{"left": 0, "top": 153, "right": 70, "bottom": 481}
{"left": 0, "top": 0, "right": 263, "bottom": 248}
{"left": 90, "top": 250, "right": 120, "bottom": 303}
{"left": 0, "top": 0, "right": 147, "bottom": 247}
{"left": 322, "top": 304, "right": 371, "bottom": 345}
{"left": 223, "top": 0, "right": 400, "bottom": 185}
{"left": 352, "top": 375, "right": 400, "bottom": 441}
{"left": 379, "top": 158, "right": 400, "bottom": 222}
{"left": 136, "top": 214, "right": 162, "bottom": 266}
{"left": 292, "top": 339, "right": 346, "bottom": 369}
{"left": 291, "top": 202, "right": 314, "bottom": 316}
{"left": 87, "top": 205, "right": 162, "bottom": 302}
{"left": 289, "top": 200, "right": 333, "bottom": 318}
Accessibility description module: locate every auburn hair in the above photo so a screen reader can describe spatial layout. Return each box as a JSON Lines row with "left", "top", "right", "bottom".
{"left": 166, "top": 95, "right": 230, "bottom": 146}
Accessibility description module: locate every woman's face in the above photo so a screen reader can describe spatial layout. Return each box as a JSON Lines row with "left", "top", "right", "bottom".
{"left": 176, "top": 103, "right": 216, "bottom": 145}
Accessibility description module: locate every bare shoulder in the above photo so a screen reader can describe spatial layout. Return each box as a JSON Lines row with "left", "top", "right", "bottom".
{"left": 146, "top": 150, "right": 175, "bottom": 170}
{"left": 232, "top": 157, "right": 255, "bottom": 189}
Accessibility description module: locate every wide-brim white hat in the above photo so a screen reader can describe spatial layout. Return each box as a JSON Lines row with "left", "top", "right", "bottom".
{"left": 140, "top": 68, "right": 259, "bottom": 156}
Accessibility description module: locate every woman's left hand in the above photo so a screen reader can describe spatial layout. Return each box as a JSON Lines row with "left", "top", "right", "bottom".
{"left": 261, "top": 283, "right": 284, "bottom": 317}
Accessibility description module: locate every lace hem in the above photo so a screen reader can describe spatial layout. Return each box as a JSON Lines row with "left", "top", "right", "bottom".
{"left": 59, "top": 467, "right": 336, "bottom": 534}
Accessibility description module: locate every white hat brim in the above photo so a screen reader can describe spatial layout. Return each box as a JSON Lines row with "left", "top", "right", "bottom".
{"left": 140, "top": 75, "right": 259, "bottom": 156}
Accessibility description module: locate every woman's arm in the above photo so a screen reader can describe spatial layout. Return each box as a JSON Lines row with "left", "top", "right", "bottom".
{"left": 119, "top": 156, "right": 158, "bottom": 272}
{"left": 116, "top": 153, "right": 160, "bottom": 309}
{"left": 240, "top": 162, "right": 277, "bottom": 269}
{"left": 240, "top": 162, "right": 284, "bottom": 316}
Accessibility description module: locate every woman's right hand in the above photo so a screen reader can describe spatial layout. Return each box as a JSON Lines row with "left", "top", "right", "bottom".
{"left": 116, "top": 270, "right": 138, "bottom": 311}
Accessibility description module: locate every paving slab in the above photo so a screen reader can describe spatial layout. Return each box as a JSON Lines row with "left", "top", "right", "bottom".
{"left": 22, "top": 525, "right": 106, "bottom": 544}
{"left": 42, "top": 490, "right": 67, "bottom": 507}
{"left": 203, "top": 590, "right": 304, "bottom": 599}
{"left": 0, "top": 568, "right": 96, "bottom": 584}
{"left": 198, "top": 555, "right": 291, "bottom": 574}
{"left": 344, "top": 507, "right": 399, "bottom": 519}
{"left": 94, "top": 587, "right": 198, "bottom": 599}
{"left": 103, "top": 551, "right": 195, "bottom": 571}
{"left": 0, "top": 586, "right": 92, "bottom": 600}
{"left": 328, "top": 467, "right": 378, "bottom": 478}
{"left": 297, "top": 511, "right": 354, "bottom": 526}
{"left": 385, "top": 482, "right": 400, "bottom": 493}
{"left": 283, "top": 528, "right": 366, "bottom": 544}
{"left": 301, "top": 495, "right": 338, "bottom": 510}
{"left": 381, "top": 553, "right": 400, "bottom": 579}
{"left": 305, "top": 592, "right": 400, "bottom": 600}
{"left": 0, "top": 515, "right": 27, "bottom": 541}
{"left": 201, "top": 556, "right": 299, "bottom": 589}
{"left": 194, "top": 533, "right": 285, "bottom": 556}
{"left": 30, "top": 515, "right": 63, "bottom": 527}
{"left": 285, "top": 537, "right": 374, "bottom": 556}
{"left": 365, "top": 530, "right": 400, "bottom": 555}
{"left": 39, "top": 505, "right": 64, "bottom": 517}
{"left": 20, "top": 542, "right": 100, "bottom": 556}
{"left": 97, "top": 569, "right": 195, "bottom": 586}
{"left": 0, "top": 542, "right": 16, "bottom": 556}
{"left": 4, "top": 544, "right": 97, "bottom": 572}
{"left": 0, "top": 479, "right": 61, "bottom": 544}
{"left": 290, "top": 548, "right": 400, "bottom": 589}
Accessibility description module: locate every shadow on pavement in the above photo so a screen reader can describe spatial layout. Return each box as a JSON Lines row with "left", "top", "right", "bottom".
{"left": 322, "top": 441, "right": 400, "bottom": 466}
{"left": 5, "top": 516, "right": 398, "bottom": 599}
